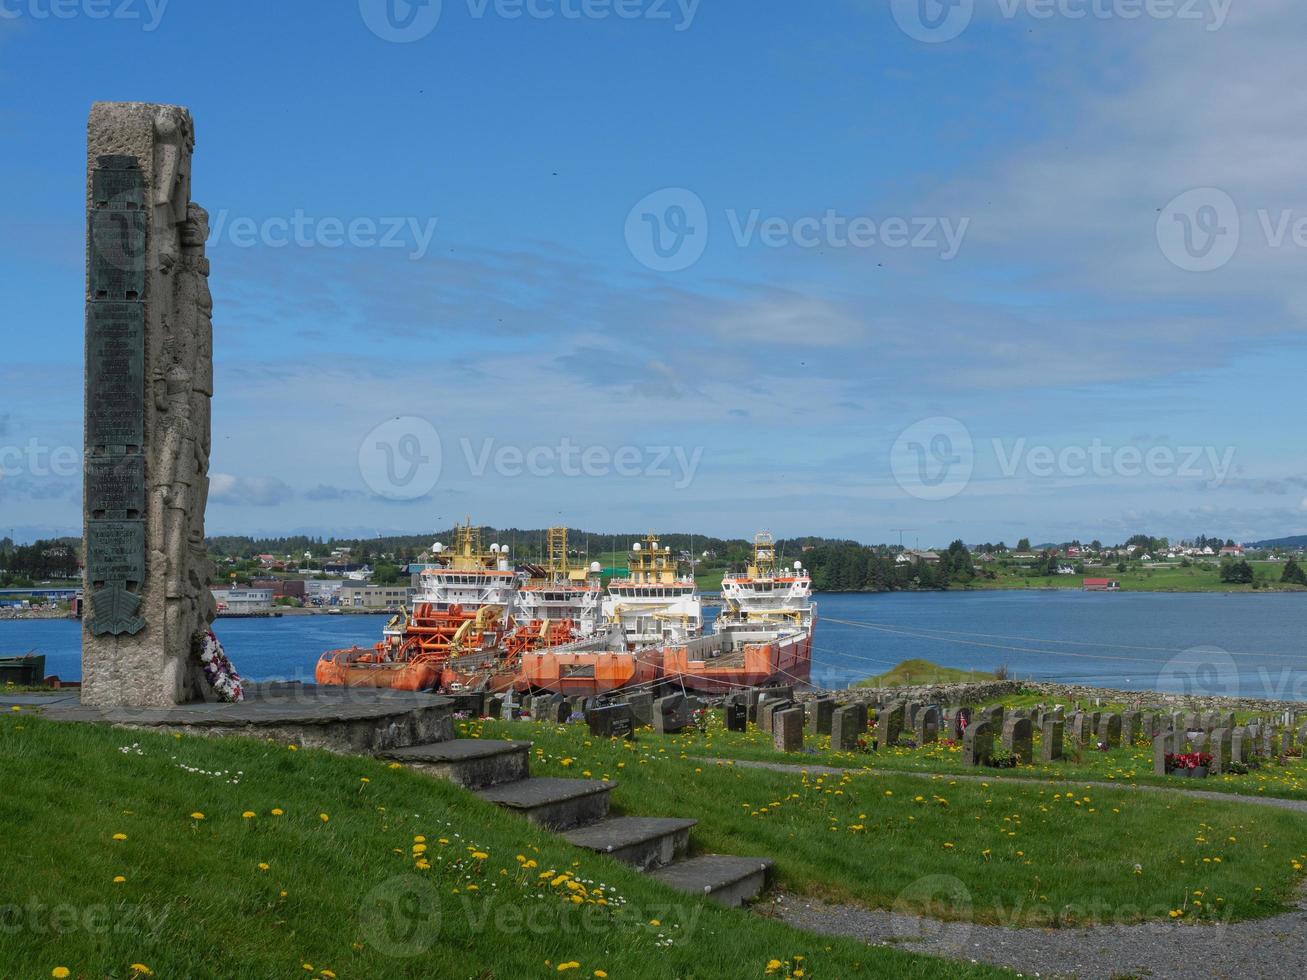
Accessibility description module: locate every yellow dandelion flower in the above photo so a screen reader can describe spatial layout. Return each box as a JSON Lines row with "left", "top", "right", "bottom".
{"left": 319, "top": 813, "right": 329, "bottom": 823}
{"left": 190, "top": 813, "right": 205, "bottom": 821}
{"left": 271, "top": 808, "right": 284, "bottom": 816}
{"left": 52, "top": 969, "right": 71, "bottom": 978}
{"left": 112, "top": 833, "right": 128, "bottom": 841}
{"left": 242, "top": 811, "right": 256, "bottom": 819}
{"left": 258, "top": 862, "right": 270, "bottom": 871}
{"left": 113, "top": 875, "right": 127, "bottom": 884}
{"left": 129, "top": 965, "right": 153, "bottom": 977}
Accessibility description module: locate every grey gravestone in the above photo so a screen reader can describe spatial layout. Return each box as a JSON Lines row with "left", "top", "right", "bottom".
{"left": 1097, "top": 713, "right": 1122, "bottom": 749}
{"left": 501, "top": 699, "right": 521, "bottom": 722}
{"left": 723, "top": 702, "right": 748, "bottom": 732}
{"left": 1209, "top": 728, "right": 1233, "bottom": 774}
{"left": 1230, "top": 727, "right": 1249, "bottom": 763}
{"left": 486, "top": 695, "right": 505, "bottom": 719}
{"left": 587, "top": 704, "right": 634, "bottom": 740}
{"left": 879, "top": 702, "right": 905, "bottom": 747}
{"left": 759, "top": 698, "right": 790, "bottom": 734}
{"left": 653, "top": 695, "right": 689, "bottom": 734}
{"left": 624, "top": 693, "right": 653, "bottom": 728}
{"left": 831, "top": 705, "right": 865, "bottom": 752}
{"left": 83, "top": 105, "right": 219, "bottom": 707}
{"left": 963, "top": 720, "right": 994, "bottom": 767}
{"left": 549, "top": 697, "right": 571, "bottom": 724}
{"left": 1002, "top": 716, "right": 1033, "bottom": 764}
{"left": 1040, "top": 716, "right": 1064, "bottom": 762}
{"left": 914, "top": 705, "right": 940, "bottom": 745}
{"left": 1070, "top": 713, "right": 1093, "bottom": 747}
{"left": 774, "top": 707, "right": 805, "bottom": 753}
{"left": 1121, "top": 711, "right": 1141, "bottom": 745}
{"left": 1153, "top": 734, "right": 1171, "bottom": 775}
{"left": 808, "top": 698, "right": 836, "bottom": 736}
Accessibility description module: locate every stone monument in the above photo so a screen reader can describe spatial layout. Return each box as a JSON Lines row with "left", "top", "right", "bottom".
{"left": 82, "top": 102, "right": 217, "bottom": 707}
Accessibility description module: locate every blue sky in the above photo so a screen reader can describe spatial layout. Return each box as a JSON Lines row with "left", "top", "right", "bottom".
{"left": 2, "top": 0, "right": 1305, "bottom": 546}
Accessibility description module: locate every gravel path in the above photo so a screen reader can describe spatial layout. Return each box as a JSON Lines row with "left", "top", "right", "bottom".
{"left": 722, "top": 758, "right": 1307, "bottom": 978}
{"left": 767, "top": 888, "right": 1307, "bottom": 980}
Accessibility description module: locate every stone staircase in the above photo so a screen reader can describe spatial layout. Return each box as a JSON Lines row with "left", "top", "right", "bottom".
{"left": 378, "top": 737, "right": 773, "bottom": 907}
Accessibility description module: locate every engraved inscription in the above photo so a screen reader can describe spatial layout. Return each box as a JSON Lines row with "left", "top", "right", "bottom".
{"left": 87, "top": 454, "right": 145, "bottom": 520}
{"left": 87, "top": 302, "right": 144, "bottom": 450}
{"left": 92, "top": 164, "right": 145, "bottom": 211}
{"left": 87, "top": 520, "right": 146, "bottom": 588}
{"left": 90, "top": 209, "right": 147, "bottom": 300}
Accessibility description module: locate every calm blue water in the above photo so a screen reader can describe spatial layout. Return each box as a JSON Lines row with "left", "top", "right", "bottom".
{"left": 6, "top": 591, "right": 1307, "bottom": 700}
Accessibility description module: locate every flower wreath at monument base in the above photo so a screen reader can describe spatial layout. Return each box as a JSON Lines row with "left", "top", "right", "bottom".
{"left": 193, "top": 629, "right": 245, "bottom": 703}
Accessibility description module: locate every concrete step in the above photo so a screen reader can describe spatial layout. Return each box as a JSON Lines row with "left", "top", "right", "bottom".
{"left": 561, "top": 817, "right": 696, "bottom": 871}
{"left": 476, "top": 777, "right": 615, "bottom": 831}
{"left": 40, "top": 684, "right": 456, "bottom": 755}
{"left": 379, "top": 739, "right": 532, "bottom": 789}
{"left": 647, "top": 855, "right": 774, "bottom": 908}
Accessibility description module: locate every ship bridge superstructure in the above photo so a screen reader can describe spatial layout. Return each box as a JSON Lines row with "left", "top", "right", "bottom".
{"left": 602, "top": 531, "right": 703, "bottom": 647}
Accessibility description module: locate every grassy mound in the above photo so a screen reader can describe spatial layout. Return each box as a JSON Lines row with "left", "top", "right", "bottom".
{"left": 0, "top": 711, "right": 1001, "bottom": 979}
{"left": 853, "top": 659, "right": 1002, "bottom": 688}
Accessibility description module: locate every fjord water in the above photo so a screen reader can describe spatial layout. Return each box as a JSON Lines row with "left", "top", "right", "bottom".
{"left": 6, "top": 591, "right": 1307, "bottom": 700}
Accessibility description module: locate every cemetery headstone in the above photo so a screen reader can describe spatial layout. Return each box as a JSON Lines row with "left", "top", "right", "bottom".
{"left": 808, "top": 698, "right": 836, "bottom": 736}
{"left": 1040, "top": 716, "right": 1064, "bottom": 762}
{"left": 1097, "top": 712, "right": 1122, "bottom": 749}
{"left": 586, "top": 704, "right": 634, "bottom": 740}
{"left": 879, "top": 702, "right": 905, "bottom": 747}
{"left": 963, "top": 720, "right": 994, "bottom": 767}
{"left": 914, "top": 705, "right": 940, "bottom": 745}
{"left": 774, "top": 707, "right": 805, "bottom": 753}
{"left": 831, "top": 704, "right": 865, "bottom": 752}
{"left": 1002, "top": 716, "right": 1033, "bottom": 764}
{"left": 653, "top": 694, "right": 689, "bottom": 734}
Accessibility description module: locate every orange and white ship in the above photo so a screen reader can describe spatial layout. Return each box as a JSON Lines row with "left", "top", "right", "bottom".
{"left": 602, "top": 532, "right": 703, "bottom": 648}
{"left": 517, "top": 532, "right": 702, "bottom": 695}
{"left": 315, "top": 522, "right": 521, "bottom": 691}
{"left": 663, "top": 531, "right": 815, "bottom": 692}
{"left": 449, "top": 527, "right": 607, "bottom": 692}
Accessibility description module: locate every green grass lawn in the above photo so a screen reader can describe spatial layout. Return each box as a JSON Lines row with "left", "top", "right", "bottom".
{"left": 476, "top": 717, "right": 1307, "bottom": 928}
{"left": 968, "top": 562, "right": 1305, "bottom": 592}
{"left": 0, "top": 712, "right": 1003, "bottom": 980}
{"left": 852, "top": 658, "right": 1002, "bottom": 688}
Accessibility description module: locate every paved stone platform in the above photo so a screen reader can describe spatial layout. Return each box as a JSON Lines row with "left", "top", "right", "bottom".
{"left": 3, "top": 682, "right": 454, "bottom": 754}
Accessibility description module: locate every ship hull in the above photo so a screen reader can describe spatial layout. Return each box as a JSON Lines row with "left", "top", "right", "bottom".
{"left": 518, "top": 648, "right": 663, "bottom": 697}
{"left": 663, "top": 628, "right": 813, "bottom": 694}
{"left": 315, "top": 646, "right": 442, "bottom": 692}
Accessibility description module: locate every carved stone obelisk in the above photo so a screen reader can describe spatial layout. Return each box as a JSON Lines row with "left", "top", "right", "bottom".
{"left": 83, "top": 102, "right": 216, "bottom": 707}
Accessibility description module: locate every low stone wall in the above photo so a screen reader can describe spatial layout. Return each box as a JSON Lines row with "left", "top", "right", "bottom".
{"left": 798, "top": 679, "right": 1303, "bottom": 717}
{"left": 803, "top": 680, "right": 1026, "bottom": 707}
